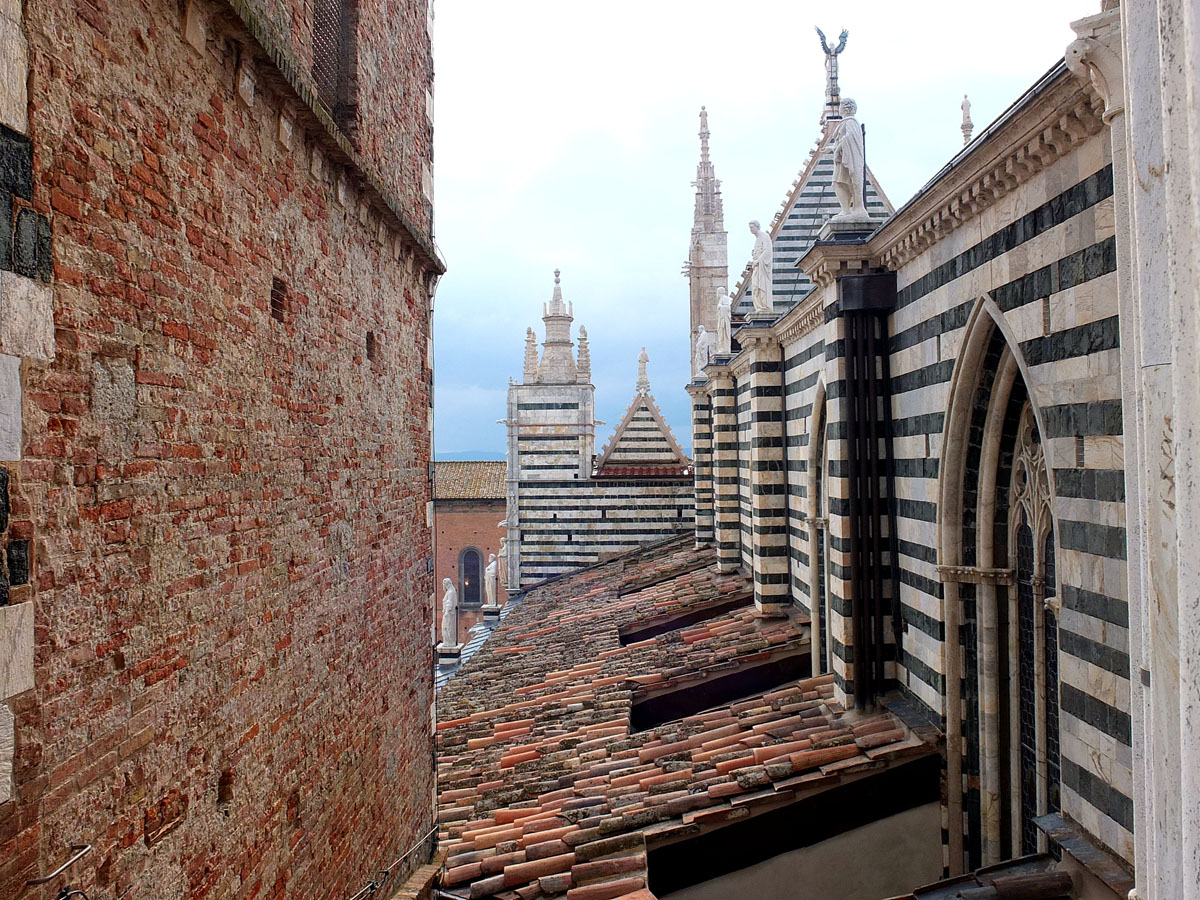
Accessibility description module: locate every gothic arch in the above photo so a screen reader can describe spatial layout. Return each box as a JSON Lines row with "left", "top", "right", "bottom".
{"left": 936, "top": 295, "right": 1062, "bottom": 871}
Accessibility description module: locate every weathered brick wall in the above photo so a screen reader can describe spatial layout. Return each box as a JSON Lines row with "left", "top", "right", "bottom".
{"left": 0, "top": 0, "right": 437, "bottom": 894}
{"left": 433, "top": 500, "right": 506, "bottom": 641}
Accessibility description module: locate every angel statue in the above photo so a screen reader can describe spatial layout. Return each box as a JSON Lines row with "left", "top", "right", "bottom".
{"left": 816, "top": 27, "right": 849, "bottom": 113}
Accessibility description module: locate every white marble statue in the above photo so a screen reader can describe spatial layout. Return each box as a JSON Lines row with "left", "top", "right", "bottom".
{"left": 497, "top": 537, "right": 508, "bottom": 589}
{"left": 484, "top": 553, "right": 499, "bottom": 607}
{"left": 829, "top": 98, "right": 868, "bottom": 220}
{"left": 715, "top": 287, "right": 732, "bottom": 354}
{"left": 694, "top": 326, "right": 717, "bottom": 378}
{"left": 961, "top": 94, "right": 974, "bottom": 146}
{"left": 439, "top": 577, "right": 458, "bottom": 647}
{"left": 748, "top": 221, "right": 773, "bottom": 315}
{"left": 636, "top": 347, "right": 650, "bottom": 393}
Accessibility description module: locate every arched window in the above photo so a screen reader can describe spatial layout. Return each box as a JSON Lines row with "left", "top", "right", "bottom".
{"left": 459, "top": 548, "right": 482, "bottom": 606}
{"left": 938, "top": 299, "right": 1063, "bottom": 870}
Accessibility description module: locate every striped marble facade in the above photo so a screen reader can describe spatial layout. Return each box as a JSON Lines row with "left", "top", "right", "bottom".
{"left": 687, "top": 65, "right": 1132, "bottom": 879}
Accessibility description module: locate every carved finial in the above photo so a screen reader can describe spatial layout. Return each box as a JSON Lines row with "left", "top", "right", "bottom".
{"left": 548, "top": 268, "right": 565, "bottom": 313}
{"left": 636, "top": 346, "right": 650, "bottom": 394}
{"left": 523, "top": 327, "right": 539, "bottom": 382}
{"left": 961, "top": 94, "right": 974, "bottom": 146}
{"left": 817, "top": 27, "right": 849, "bottom": 125}
{"left": 699, "top": 106, "right": 710, "bottom": 164}
{"left": 576, "top": 325, "right": 591, "bottom": 384}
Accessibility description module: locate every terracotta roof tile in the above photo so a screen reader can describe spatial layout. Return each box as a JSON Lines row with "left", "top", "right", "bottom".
{"left": 435, "top": 535, "right": 938, "bottom": 900}
{"left": 434, "top": 460, "right": 506, "bottom": 500}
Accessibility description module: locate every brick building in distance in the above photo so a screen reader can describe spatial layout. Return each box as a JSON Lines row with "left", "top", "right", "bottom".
{"left": 433, "top": 460, "right": 508, "bottom": 641}
{"left": 0, "top": 0, "right": 442, "bottom": 892}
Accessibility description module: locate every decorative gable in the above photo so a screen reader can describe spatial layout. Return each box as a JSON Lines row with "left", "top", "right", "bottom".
{"left": 595, "top": 392, "right": 690, "bottom": 477}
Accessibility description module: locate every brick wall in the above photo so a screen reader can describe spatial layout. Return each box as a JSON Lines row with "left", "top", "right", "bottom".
{"left": 0, "top": 0, "right": 438, "bottom": 893}
{"left": 434, "top": 499, "right": 506, "bottom": 642}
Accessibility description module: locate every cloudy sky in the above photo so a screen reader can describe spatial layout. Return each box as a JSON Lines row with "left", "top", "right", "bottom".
{"left": 430, "top": 0, "right": 1095, "bottom": 459}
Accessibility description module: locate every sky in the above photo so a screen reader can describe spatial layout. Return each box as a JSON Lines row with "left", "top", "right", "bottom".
{"left": 430, "top": 0, "right": 1096, "bottom": 460}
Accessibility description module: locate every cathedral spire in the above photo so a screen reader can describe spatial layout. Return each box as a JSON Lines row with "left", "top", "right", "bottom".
{"left": 692, "top": 106, "right": 723, "bottom": 237}
{"left": 538, "top": 269, "right": 578, "bottom": 384}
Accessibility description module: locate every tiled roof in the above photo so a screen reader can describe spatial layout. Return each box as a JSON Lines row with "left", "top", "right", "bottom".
{"left": 435, "top": 461, "right": 507, "bottom": 500}
{"left": 436, "top": 535, "right": 938, "bottom": 900}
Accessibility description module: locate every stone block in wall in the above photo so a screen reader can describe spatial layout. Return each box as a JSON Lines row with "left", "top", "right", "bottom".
{"left": 0, "top": 703, "right": 12, "bottom": 803}
{"left": 0, "top": 13, "right": 27, "bottom": 134}
{"left": 0, "top": 599, "right": 34, "bottom": 700}
{"left": 0, "top": 270, "right": 54, "bottom": 360}
{"left": 0, "top": 124, "right": 32, "bottom": 200}
{"left": 0, "top": 354, "right": 18, "bottom": 460}
{"left": 91, "top": 357, "right": 136, "bottom": 422}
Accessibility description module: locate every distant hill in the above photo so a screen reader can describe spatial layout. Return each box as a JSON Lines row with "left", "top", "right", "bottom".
{"left": 435, "top": 449, "right": 507, "bottom": 461}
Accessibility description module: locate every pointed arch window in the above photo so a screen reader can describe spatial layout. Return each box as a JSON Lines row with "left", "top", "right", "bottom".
{"left": 458, "top": 548, "right": 482, "bottom": 606}
{"left": 1006, "top": 403, "right": 1061, "bottom": 856}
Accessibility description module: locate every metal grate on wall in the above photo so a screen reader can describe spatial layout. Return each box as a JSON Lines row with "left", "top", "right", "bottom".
{"left": 312, "top": 0, "right": 357, "bottom": 135}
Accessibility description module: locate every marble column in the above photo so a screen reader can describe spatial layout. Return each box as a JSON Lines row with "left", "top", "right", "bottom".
{"left": 738, "top": 327, "right": 789, "bottom": 617}
{"left": 707, "top": 365, "right": 740, "bottom": 573}
{"left": 686, "top": 381, "right": 715, "bottom": 548}
{"left": 1071, "top": 6, "right": 1200, "bottom": 896}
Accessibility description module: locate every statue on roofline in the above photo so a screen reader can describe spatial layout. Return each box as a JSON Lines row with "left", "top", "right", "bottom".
{"left": 748, "top": 221, "right": 773, "bottom": 316}
{"left": 829, "top": 98, "right": 869, "bottom": 222}
{"left": 694, "top": 326, "right": 717, "bottom": 379}
{"left": 716, "top": 287, "right": 732, "bottom": 354}
{"left": 484, "top": 553, "right": 499, "bottom": 608}
{"left": 439, "top": 577, "right": 458, "bottom": 647}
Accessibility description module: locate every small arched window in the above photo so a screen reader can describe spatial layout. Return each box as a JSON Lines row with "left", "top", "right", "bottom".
{"left": 459, "top": 548, "right": 482, "bottom": 605}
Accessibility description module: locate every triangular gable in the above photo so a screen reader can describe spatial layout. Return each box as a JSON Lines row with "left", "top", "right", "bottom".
{"left": 595, "top": 391, "right": 689, "bottom": 475}
{"left": 732, "top": 130, "right": 894, "bottom": 317}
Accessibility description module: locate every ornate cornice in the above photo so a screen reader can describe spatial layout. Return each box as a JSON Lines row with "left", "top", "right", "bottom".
{"left": 937, "top": 565, "right": 1015, "bottom": 586}
{"left": 728, "top": 349, "right": 755, "bottom": 378}
{"left": 702, "top": 361, "right": 734, "bottom": 389}
{"left": 774, "top": 292, "right": 825, "bottom": 346}
{"left": 795, "top": 242, "right": 880, "bottom": 289}
{"left": 870, "top": 65, "right": 1105, "bottom": 271}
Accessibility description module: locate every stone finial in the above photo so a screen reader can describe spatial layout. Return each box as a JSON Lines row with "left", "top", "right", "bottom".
{"left": 961, "top": 94, "right": 974, "bottom": 146}
{"left": 699, "top": 106, "right": 710, "bottom": 165}
{"left": 816, "top": 26, "right": 849, "bottom": 125}
{"left": 576, "top": 326, "right": 591, "bottom": 384}
{"left": 544, "top": 268, "right": 565, "bottom": 317}
{"left": 523, "top": 327, "right": 539, "bottom": 382}
{"left": 636, "top": 346, "right": 650, "bottom": 394}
